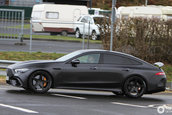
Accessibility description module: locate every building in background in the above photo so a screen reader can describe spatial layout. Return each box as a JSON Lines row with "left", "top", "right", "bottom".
{"left": 9, "top": 0, "right": 42, "bottom": 7}
{"left": 0, "top": 0, "right": 9, "bottom": 6}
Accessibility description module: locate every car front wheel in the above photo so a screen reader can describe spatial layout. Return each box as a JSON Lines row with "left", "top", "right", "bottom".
{"left": 28, "top": 71, "right": 52, "bottom": 93}
{"left": 123, "top": 76, "right": 146, "bottom": 98}
{"left": 75, "top": 29, "right": 81, "bottom": 38}
{"left": 91, "top": 31, "right": 98, "bottom": 40}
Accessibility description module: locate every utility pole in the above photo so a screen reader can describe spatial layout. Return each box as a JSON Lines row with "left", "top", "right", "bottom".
{"left": 90, "top": 0, "right": 92, "bottom": 9}
{"left": 145, "top": 0, "right": 148, "bottom": 6}
{"left": 110, "top": 0, "right": 117, "bottom": 51}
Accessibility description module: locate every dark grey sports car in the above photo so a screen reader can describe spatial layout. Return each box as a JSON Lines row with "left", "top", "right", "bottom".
{"left": 6, "top": 49, "right": 166, "bottom": 98}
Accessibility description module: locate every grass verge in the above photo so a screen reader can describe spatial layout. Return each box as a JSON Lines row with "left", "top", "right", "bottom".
{"left": 0, "top": 75, "right": 6, "bottom": 85}
{"left": 0, "top": 33, "right": 102, "bottom": 44}
{"left": 24, "top": 34, "right": 102, "bottom": 44}
{"left": 0, "top": 51, "right": 65, "bottom": 61}
{"left": 8, "top": 24, "right": 30, "bottom": 29}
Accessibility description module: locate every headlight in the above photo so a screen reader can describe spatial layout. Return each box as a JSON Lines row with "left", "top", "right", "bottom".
{"left": 14, "top": 68, "right": 29, "bottom": 73}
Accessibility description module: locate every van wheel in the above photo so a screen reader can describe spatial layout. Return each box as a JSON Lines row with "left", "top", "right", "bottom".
{"left": 91, "top": 31, "right": 97, "bottom": 40}
{"left": 75, "top": 29, "right": 81, "bottom": 38}
{"left": 61, "top": 31, "right": 68, "bottom": 36}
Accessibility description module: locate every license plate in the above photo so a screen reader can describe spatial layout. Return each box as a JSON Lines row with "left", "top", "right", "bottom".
{"left": 6, "top": 76, "right": 9, "bottom": 81}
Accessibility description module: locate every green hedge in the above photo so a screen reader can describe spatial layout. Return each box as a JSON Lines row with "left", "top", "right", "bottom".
{"left": 101, "top": 18, "right": 172, "bottom": 64}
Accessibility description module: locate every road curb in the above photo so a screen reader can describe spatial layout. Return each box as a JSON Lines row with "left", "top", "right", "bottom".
{"left": 23, "top": 37, "right": 102, "bottom": 44}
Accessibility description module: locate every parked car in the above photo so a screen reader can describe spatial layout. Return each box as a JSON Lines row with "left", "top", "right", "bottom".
{"left": 6, "top": 49, "right": 166, "bottom": 98}
{"left": 31, "top": 4, "right": 88, "bottom": 36}
{"left": 74, "top": 15, "right": 106, "bottom": 40}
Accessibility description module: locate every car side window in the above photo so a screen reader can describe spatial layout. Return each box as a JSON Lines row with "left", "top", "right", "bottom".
{"left": 87, "top": 16, "right": 93, "bottom": 24}
{"left": 77, "top": 54, "right": 100, "bottom": 64}
{"left": 81, "top": 17, "right": 87, "bottom": 23}
{"left": 103, "top": 54, "right": 141, "bottom": 65}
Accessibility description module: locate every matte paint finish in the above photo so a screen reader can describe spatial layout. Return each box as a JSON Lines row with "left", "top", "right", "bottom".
{"left": 6, "top": 49, "right": 166, "bottom": 94}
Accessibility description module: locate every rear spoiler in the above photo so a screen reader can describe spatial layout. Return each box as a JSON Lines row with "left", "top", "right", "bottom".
{"left": 154, "top": 62, "right": 164, "bottom": 68}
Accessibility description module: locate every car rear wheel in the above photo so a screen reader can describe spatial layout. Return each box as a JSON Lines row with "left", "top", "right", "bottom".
{"left": 91, "top": 31, "right": 97, "bottom": 40}
{"left": 123, "top": 76, "right": 146, "bottom": 98}
{"left": 28, "top": 71, "right": 52, "bottom": 93}
{"left": 75, "top": 29, "right": 81, "bottom": 38}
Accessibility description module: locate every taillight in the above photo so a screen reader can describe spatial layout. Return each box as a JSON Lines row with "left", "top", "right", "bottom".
{"left": 155, "top": 72, "right": 165, "bottom": 76}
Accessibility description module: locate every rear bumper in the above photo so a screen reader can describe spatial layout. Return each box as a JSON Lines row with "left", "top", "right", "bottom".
{"left": 146, "top": 77, "right": 166, "bottom": 94}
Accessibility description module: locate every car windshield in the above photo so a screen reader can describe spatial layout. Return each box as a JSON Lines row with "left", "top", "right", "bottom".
{"left": 56, "top": 51, "right": 81, "bottom": 62}
{"left": 93, "top": 17, "right": 104, "bottom": 24}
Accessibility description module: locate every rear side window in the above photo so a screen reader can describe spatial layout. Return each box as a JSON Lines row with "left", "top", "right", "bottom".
{"left": 103, "top": 54, "right": 141, "bottom": 65}
{"left": 46, "top": 12, "right": 59, "bottom": 19}
{"left": 81, "top": 17, "right": 87, "bottom": 23}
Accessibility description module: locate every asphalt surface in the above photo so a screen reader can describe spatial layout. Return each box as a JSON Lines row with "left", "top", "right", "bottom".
{"left": 0, "top": 85, "right": 172, "bottom": 115}
{"left": 0, "top": 39, "right": 102, "bottom": 53}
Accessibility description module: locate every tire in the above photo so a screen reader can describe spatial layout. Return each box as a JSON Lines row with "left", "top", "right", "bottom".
{"left": 91, "top": 31, "right": 97, "bottom": 40}
{"left": 28, "top": 71, "right": 52, "bottom": 93}
{"left": 123, "top": 76, "right": 146, "bottom": 98}
{"left": 61, "top": 31, "right": 68, "bottom": 36}
{"left": 75, "top": 29, "right": 81, "bottom": 38}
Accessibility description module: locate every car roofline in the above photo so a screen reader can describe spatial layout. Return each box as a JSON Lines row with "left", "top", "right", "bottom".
{"left": 75, "top": 49, "right": 152, "bottom": 65}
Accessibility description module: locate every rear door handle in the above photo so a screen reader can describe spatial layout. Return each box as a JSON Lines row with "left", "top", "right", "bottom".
{"left": 90, "top": 67, "right": 97, "bottom": 70}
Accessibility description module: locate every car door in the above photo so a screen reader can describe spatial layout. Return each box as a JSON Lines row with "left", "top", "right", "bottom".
{"left": 59, "top": 53, "right": 102, "bottom": 88}
{"left": 79, "top": 16, "right": 89, "bottom": 35}
{"left": 98, "top": 53, "right": 135, "bottom": 88}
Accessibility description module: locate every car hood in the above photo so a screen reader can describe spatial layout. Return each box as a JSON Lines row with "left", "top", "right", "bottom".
{"left": 8, "top": 60, "right": 61, "bottom": 69}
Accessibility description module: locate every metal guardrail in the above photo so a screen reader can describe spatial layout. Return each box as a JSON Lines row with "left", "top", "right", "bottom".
{"left": 0, "top": 60, "right": 19, "bottom": 69}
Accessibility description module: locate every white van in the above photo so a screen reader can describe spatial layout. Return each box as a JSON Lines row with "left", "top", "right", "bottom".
{"left": 31, "top": 4, "right": 88, "bottom": 36}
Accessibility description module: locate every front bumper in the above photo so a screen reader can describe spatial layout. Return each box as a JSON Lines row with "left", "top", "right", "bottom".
{"left": 6, "top": 68, "right": 29, "bottom": 88}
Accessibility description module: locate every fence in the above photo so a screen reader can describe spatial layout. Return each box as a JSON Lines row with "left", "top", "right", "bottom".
{"left": 30, "top": 20, "right": 90, "bottom": 52}
{"left": 0, "top": 8, "right": 24, "bottom": 42}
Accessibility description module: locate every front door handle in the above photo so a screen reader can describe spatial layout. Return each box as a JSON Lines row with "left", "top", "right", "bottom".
{"left": 90, "top": 67, "right": 97, "bottom": 70}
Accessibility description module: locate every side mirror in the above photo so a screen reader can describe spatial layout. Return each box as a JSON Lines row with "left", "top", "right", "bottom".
{"left": 71, "top": 59, "right": 80, "bottom": 67}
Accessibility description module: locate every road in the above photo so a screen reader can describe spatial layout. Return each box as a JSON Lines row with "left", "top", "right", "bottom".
{"left": 0, "top": 40, "right": 102, "bottom": 53}
{"left": 0, "top": 85, "right": 172, "bottom": 115}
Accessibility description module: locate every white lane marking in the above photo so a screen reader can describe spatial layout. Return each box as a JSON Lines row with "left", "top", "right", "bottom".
{"left": 0, "top": 103, "right": 38, "bottom": 114}
{"left": 52, "top": 94, "right": 86, "bottom": 100}
{"left": 112, "top": 102, "right": 154, "bottom": 109}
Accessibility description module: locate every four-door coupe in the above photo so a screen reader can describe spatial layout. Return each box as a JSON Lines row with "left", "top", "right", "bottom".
{"left": 6, "top": 49, "right": 166, "bottom": 98}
